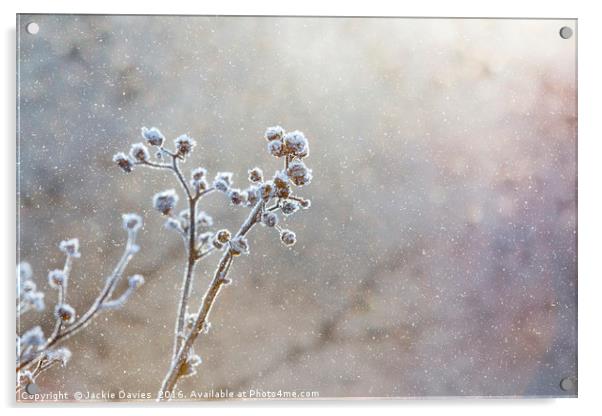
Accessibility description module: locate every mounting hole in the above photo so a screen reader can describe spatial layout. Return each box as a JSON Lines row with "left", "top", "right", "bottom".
{"left": 559, "top": 26, "right": 573, "bottom": 39}
{"left": 559, "top": 376, "right": 577, "bottom": 392}
{"left": 25, "top": 22, "right": 40, "bottom": 35}
{"left": 25, "top": 383, "right": 40, "bottom": 395}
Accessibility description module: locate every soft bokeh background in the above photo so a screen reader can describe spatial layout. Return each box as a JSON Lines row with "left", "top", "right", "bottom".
{"left": 17, "top": 15, "right": 577, "bottom": 399}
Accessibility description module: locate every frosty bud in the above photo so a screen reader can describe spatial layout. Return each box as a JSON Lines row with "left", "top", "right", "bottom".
{"left": 265, "top": 125, "right": 285, "bottom": 141}
{"left": 152, "top": 189, "right": 179, "bottom": 215}
{"left": 283, "top": 130, "right": 309, "bottom": 157}
{"left": 113, "top": 152, "right": 134, "bottom": 173}
{"left": 213, "top": 172, "right": 233, "bottom": 192}
{"left": 267, "top": 140, "right": 284, "bottom": 157}
{"left": 46, "top": 347, "right": 72, "bottom": 366}
{"left": 21, "top": 326, "right": 45, "bottom": 347}
{"left": 197, "top": 232, "right": 213, "bottom": 246}
{"left": 196, "top": 211, "right": 213, "bottom": 228}
{"left": 129, "top": 142, "right": 150, "bottom": 163}
{"left": 128, "top": 274, "right": 145, "bottom": 289}
{"left": 216, "top": 229, "right": 231, "bottom": 244}
{"left": 259, "top": 181, "right": 275, "bottom": 202}
{"left": 280, "top": 229, "right": 297, "bottom": 246}
{"left": 287, "top": 160, "right": 313, "bottom": 187}
{"left": 164, "top": 217, "right": 183, "bottom": 233}
{"left": 55, "top": 304, "right": 76, "bottom": 324}
{"left": 248, "top": 167, "right": 263, "bottom": 183}
{"left": 246, "top": 186, "right": 259, "bottom": 207}
{"left": 48, "top": 269, "right": 67, "bottom": 288}
{"left": 281, "top": 200, "right": 299, "bottom": 216}
{"left": 141, "top": 126, "right": 165, "bottom": 146}
{"left": 191, "top": 167, "right": 207, "bottom": 181}
{"left": 174, "top": 134, "right": 197, "bottom": 156}
{"left": 25, "top": 291, "right": 45, "bottom": 311}
{"left": 228, "top": 188, "right": 244, "bottom": 206}
{"left": 273, "top": 170, "right": 291, "bottom": 198}
{"left": 21, "top": 280, "right": 36, "bottom": 293}
{"left": 261, "top": 211, "right": 278, "bottom": 227}
{"left": 300, "top": 198, "right": 312, "bottom": 209}
{"left": 17, "top": 262, "right": 33, "bottom": 282}
{"left": 122, "top": 213, "right": 143, "bottom": 232}
{"left": 59, "top": 238, "right": 81, "bottom": 258}
{"left": 229, "top": 236, "right": 249, "bottom": 256}
{"left": 181, "top": 353, "right": 202, "bottom": 377}
{"left": 192, "top": 178, "right": 208, "bottom": 193}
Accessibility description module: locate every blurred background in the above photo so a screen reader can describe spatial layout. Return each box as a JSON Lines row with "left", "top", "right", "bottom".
{"left": 17, "top": 15, "right": 576, "bottom": 399}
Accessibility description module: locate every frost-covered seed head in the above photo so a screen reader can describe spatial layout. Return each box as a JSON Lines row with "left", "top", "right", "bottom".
{"left": 212, "top": 238, "right": 224, "bottom": 250}
{"left": 215, "top": 171, "right": 233, "bottom": 186}
{"left": 287, "top": 160, "right": 313, "bottom": 187}
{"left": 229, "top": 236, "right": 249, "bottom": 256}
{"left": 113, "top": 152, "right": 135, "bottom": 173}
{"left": 59, "top": 239, "right": 81, "bottom": 258}
{"left": 191, "top": 167, "right": 207, "bottom": 181}
{"left": 21, "top": 280, "right": 36, "bottom": 293}
{"left": 259, "top": 181, "right": 275, "bottom": 202}
{"left": 228, "top": 188, "right": 244, "bottom": 206}
{"left": 197, "top": 232, "right": 213, "bottom": 246}
{"left": 267, "top": 139, "right": 284, "bottom": 157}
{"left": 265, "top": 125, "right": 285, "bottom": 141}
{"left": 122, "top": 213, "right": 143, "bottom": 232}
{"left": 273, "top": 170, "right": 289, "bottom": 189}
{"left": 213, "top": 178, "right": 229, "bottom": 193}
{"left": 174, "top": 134, "right": 197, "bottom": 156}
{"left": 153, "top": 189, "right": 179, "bottom": 215}
{"left": 283, "top": 130, "right": 309, "bottom": 157}
{"left": 18, "top": 371, "right": 34, "bottom": 386}
{"left": 248, "top": 167, "right": 263, "bottom": 183}
{"left": 21, "top": 326, "right": 45, "bottom": 347}
{"left": 300, "top": 198, "right": 312, "bottom": 209}
{"left": 24, "top": 291, "right": 45, "bottom": 311}
{"left": 129, "top": 142, "right": 150, "bottom": 163}
{"left": 281, "top": 200, "right": 299, "bottom": 216}
{"left": 246, "top": 186, "right": 259, "bottom": 207}
{"left": 216, "top": 229, "right": 231, "bottom": 244}
{"left": 55, "top": 304, "right": 76, "bottom": 324}
{"left": 164, "top": 217, "right": 183, "bottom": 233}
{"left": 46, "top": 347, "right": 72, "bottom": 366}
{"left": 280, "top": 229, "right": 297, "bottom": 246}
{"left": 128, "top": 274, "right": 145, "bottom": 289}
{"left": 196, "top": 211, "right": 213, "bottom": 228}
{"left": 48, "top": 269, "right": 67, "bottom": 288}
{"left": 18, "top": 262, "right": 33, "bottom": 282}
{"left": 192, "top": 178, "right": 208, "bottom": 193}
{"left": 261, "top": 211, "right": 278, "bottom": 227}
{"left": 141, "top": 126, "right": 165, "bottom": 146}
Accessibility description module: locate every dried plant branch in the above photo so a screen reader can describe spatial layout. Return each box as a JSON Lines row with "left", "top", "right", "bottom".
{"left": 115, "top": 125, "right": 313, "bottom": 400}
{"left": 16, "top": 214, "right": 146, "bottom": 389}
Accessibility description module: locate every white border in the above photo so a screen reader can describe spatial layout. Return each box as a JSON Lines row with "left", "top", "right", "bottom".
{"left": 2, "top": 0, "right": 601, "bottom": 415}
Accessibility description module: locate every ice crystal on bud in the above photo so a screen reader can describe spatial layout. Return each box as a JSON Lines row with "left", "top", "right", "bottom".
{"left": 59, "top": 238, "right": 81, "bottom": 258}
{"left": 280, "top": 229, "right": 297, "bottom": 246}
{"left": 283, "top": 130, "right": 309, "bottom": 158}
{"left": 281, "top": 200, "right": 299, "bottom": 216}
{"left": 261, "top": 211, "right": 278, "bottom": 227}
{"left": 174, "top": 134, "right": 196, "bottom": 156}
{"left": 153, "top": 189, "right": 179, "bottom": 215}
{"left": 267, "top": 139, "right": 284, "bottom": 157}
{"left": 122, "top": 213, "right": 143, "bottom": 232}
{"left": 287, "top": 160, "right": 313, "bottom": 186}
{"left": 128, "top": 274, "right": 145, "bottom": 289}
{"left": 113, "top": 152, "right": 134, "bottom": 173}
{"left": 265, "top": 125, "right": 285, "bottom": 141}
{"left": 230, "top": 236, "right": 250, "bottom": 256}
{"left": 21, "top": 326, "right": 45, "bottom": 347}
{"left": 129, "top": 142, "right": 150, "bottom": 163}
{"left": 141, "top": 126, "right": 165, "bottom": 146}
{"left": 48, "top": 269, "right": 67, "bottom": 288}
{"left": 248, "top": 167, "right": 263, "bottom": 183}
{"left": 55, "top": 304, "right": 76, "bottom": 324}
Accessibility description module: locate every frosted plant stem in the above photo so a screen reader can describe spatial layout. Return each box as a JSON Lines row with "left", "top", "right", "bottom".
{"left": 158, "top": 200, "right": 265, "bottom": 400}
{"left": 16, "top": 232, "right": 138, "bottom": 373}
